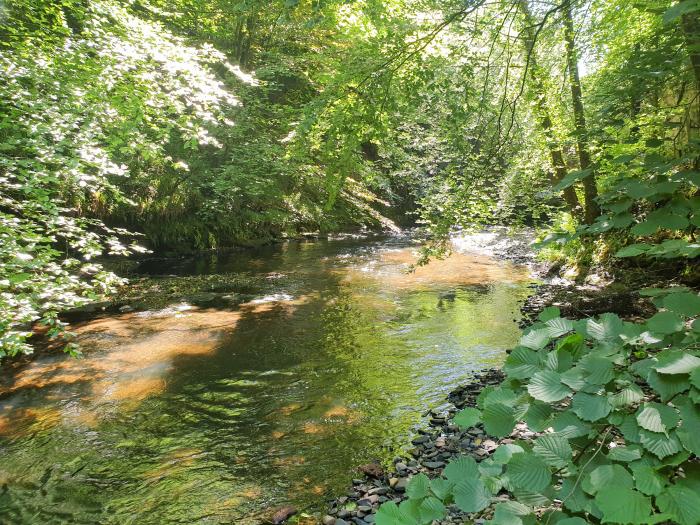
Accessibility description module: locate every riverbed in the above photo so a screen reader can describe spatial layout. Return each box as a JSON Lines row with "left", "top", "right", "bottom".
{"left": 0, "top": 235, "right": 531, "bottom": 524}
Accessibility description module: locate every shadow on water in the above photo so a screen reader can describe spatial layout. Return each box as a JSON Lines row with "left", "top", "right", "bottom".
{"left": 0, "top": 237, "right": 532, "bottom": 524}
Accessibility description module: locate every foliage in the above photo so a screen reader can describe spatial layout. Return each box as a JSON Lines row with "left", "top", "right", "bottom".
{"left": 377, "top": 294, "right": 700, "bottom": 525}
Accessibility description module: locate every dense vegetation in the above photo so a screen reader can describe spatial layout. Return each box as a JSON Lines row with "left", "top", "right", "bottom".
{"left": 1, "top": 0, "right": 699, "bottom": 522}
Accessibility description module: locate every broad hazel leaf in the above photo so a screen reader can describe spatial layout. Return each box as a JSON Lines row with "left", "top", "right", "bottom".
{"left": 453, "top": 478, "right": 491, "bottom": 513}
{"left": 538, "top": 306, "right": 561, "bottom": 322}
{"left": 616, "top": 244, "right": 650, "bottom": 257}
{"left": 528, "top": 370, "right": 571, "bottom": 403}
{"left": 443, "top": 455, "right": 479, "bottom": 484}
{"left": 545, "top": 317, "right": 574, "bottom": 338}
{"left": 520, "top": 328, "right": 550, "bottom": 350}
{"left": 504, "top": 347, "right": 541, "bottom": 379}
{"left": 483, "top": 402, "right": 518, "bottom": 437}
{"left": 580, "top": 356, "right": 615, "bottom": 385}
{"left": 607, "top": 445, "right": 642, "bottom": 462}
{"left": 453, "top": 407, "right": 481, "bottom": 429}
{"left": 656, "top": 485, "right": 700, "bottom": 525}
{"left": 646, "top": 311, "right": 684, "bottom": 334}
{"left": 490, "top": 501, "right": 533, "bottom": 525}
{"left": 419, "top": 497, "right": 446, "bottom": 523}
{"left": 662, "top": 292, "right": 700, "bottom": 317}
{"left": 524, "top": 401, "right": 554, "bottom": 432}
{"left": 636, "top": 403, "right": 679, "bottom": 434}
{"left": 676, "top": 397, "right": 700, "bottom": 455}
{"left": 572, "top": 392, "right": 612, "bottom": 422}
{"left": 639, "top": 429, "right": 682, "bottom": 459}
{"left": 375, "top": 501, "right": 417, "bottom": 525}
{"left": 559, "top": 478, "right": 594, "bottom": 513}
{"left": 610, "top": 384, "right": 644, "bottom": 407}
{"left": 647, "top": 370, "right": 690, "bottom": 401}
{"left": 586, "top": 313, "right": 623, "bottom": 341}
{"left": 492, "top": 443, "right": 524, "bottom": 464}
{"left": 429, "top": 478, "right": 454, "bottom": 501}
{"left": 507, "top": 452, "right": 551, "bottom": 492}
{"left": 653, "top": 352, "right": 700, "bottom": 375}
{"left": 552, "top": 411, "right": 592, "bottom": 438}
{"left": 583, "top": 465, "right": 634, "bottom": 495}
{"left": 595, "top": 487, "right": 652, "bottom": 524}
{"left": 533, "top": 434, "right": 572, "bottom": 468}
{"left": 630, "top": 463, "right": 665, "bottom": 496}
{"left": 692, "top": 367, "right": 700, "bottom": 389}
{"left": 406, "top": 473, "right": 430, "bottom": 499}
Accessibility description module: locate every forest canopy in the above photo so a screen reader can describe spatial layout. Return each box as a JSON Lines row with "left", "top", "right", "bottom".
{"left": 1, "top": 0, "right": 699, "bottom": 355}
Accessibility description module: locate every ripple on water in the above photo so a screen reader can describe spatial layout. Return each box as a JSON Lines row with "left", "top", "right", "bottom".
{"left": 0, "top": 238, "right": 532, "bottom": 524}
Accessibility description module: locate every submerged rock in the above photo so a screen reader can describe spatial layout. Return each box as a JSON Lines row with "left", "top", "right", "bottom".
{"left": 270, "top": 505, "right": 297, "bottom": 524}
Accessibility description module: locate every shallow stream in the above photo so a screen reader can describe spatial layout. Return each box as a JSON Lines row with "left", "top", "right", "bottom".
{"left": 0, "top": 235, "right": 531, "bottom": 524}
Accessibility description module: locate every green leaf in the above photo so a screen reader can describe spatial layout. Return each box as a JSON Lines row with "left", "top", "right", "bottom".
{"left": 580, "top": 356, "right": 615, "bottom": 385}
{"left": 520, "top": 329, "right": 551, "bottom": 350}
{"left": 656, "top": 485, "right": 700, "bottom": 525}
{"left": 586, "top": 313, "right": 623, "bottom": 341}
{"left": 504, "top": 347, "right": 542, "bottom": 379}
{"left": 508, "top": 453, "right": 551, "bottom": 492}
{"left": 524, "top": 401, "right": 554, "bottom": 432}
{"left": 545, "top": 318, "right": 574, "bottom": 338}
{"left": 607, "top": 445, "right": 642, "bottom": 462}
{"left": 375, "top": 501, "right": 418, "bottom": 525}
{"left": 662, "top": 292, "right": 700, "bottom": 317}
{"left": 533, "top": 434, "right": 572, "bottom": 468}
{"left": 493, "top": 443, "right": 524, "bottom": 464}
{"left": 639, "top": 429, "right": 682, "bottom": 458}
{"left": 419, "top": 497, "right": 446, "bottom": 523}
{"left": 610, "top": 384, "right": 644, "bottom": 407}
{"left": 453, "top": 478, "right": 491, "bottom": 513}
{"left": 453, "top": 407, "right": 482, "bottom": 429}
{"left": 647, "top": 370, "right": 690, "bottom": 401}
{"left": 647, "top": 311, "right": 684, "bottom": 334}
{"left": 595, "top": 487, "right": 652, "bottom": 524}
{"left": 616, "top": 244, "right": 650, "bottom": 257}
{"left": 584, "top": 465, "right": 634, "bottom": 495}
{"left": 429, "top": 478, "right": 454, "bottom": 501}
{"left": 483, "top": 402, "right": 519, "bottom": 437}
{"left": 444, "top": 455, "right": 479, "bottom": 484}
{"left": 654, "top": 352, "right": 700, "bottom": 375}
{"left": 490, "top": 501, "right": 533, "bottom": 525}
{"left": 538, "top": 307, "right": 561, "bottom": 322}
{"left": 559, "top": 478, "right": 595, "bottom": 513}
{"left": 636, "top": 403, "right": 679, "bottom": 434}
{"left": 629, "top": 463, "right": 664, "bottom": 496}
{"left": 528, "top": 370, "right": 571, "bottom": 402}
{"left": 406, "top": 473, "right": 430, "bottom": 499}
{"left": 552, "top": 411, "right": 592, "bottom": 438}
{"left": 676, "top": 397, "right": 700, "bottom": 455}
{"left": 572, "top": 392, "right": 612, "bottom": 422}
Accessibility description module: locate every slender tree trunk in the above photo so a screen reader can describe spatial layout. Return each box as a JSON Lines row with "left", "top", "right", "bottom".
{"left": 517, "top": 0, "right": 582, "bottom": 216}
{"left": 562, "top": 0, "right": 599, "bottom": 224}
{"left": 681, "top": 12, "right": 700, "bottom": 88}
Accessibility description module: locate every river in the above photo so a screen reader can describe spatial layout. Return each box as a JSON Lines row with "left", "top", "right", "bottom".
{"left": 0, "top": 235, "right": 531, "bottom": 524}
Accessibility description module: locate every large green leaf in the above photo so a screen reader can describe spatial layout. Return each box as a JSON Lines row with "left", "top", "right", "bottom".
{"left": 524, "top": 401, "right": 554, "bottom": 432}
{"left": 444, "top": 455, "right": 479, "bottom": 483}
{"left": 453, "top": 407, "right": 482, "bottom": 429}
{"left": 507, "top": 453, "right": 551, "bottom": 492}
{"left": 520, "top": 329, "right": 551, "bottom": 350}
{"left": 453, "top": 478, "right": 491, "bottom": 513}
{"left": 639, "top": 429, "right": 682, "bottom": 459}
{"left": 533, "top": 434, "right": 572, "bottom": 468}
{"left": 572, "top": 392, "right": 612, "bottom": 422}
{"left": 676, "top": 397, "right": 700, "bottom": 455}
{"left": 607, "top": 445, "right": 642, "bottom": 462}
{"left": 504, "top": 347, "right": 542, "bottom": 379}
{"left": 406, "top": 472, "right": 430, "bottom": 499}
{"left": 656, "top": 485, "right": 700, "bottom": 525}
{"left": 630, "top": 463, "right": 665, "bottom": 496}
{"left": 580, "top": 356, "right": 615, "bottom": 385}
{"left": 483, "top": 402, "right": 518, "bottom": 437}
{"left": 653, "top": 352, "right": 700, "bottom": 375}
{"left": 646, "top": 311, "right": 684, "bottom": 334}
{"left": 375, "top": 501, "right": 418, "bottom": 525}
{"left": 583, "top": 465, "right": 634, "bottom": 495}
{"left": 419, "top": 497, "right": 446, "bottom": 523}
{"left": 636, "top": 403, "right": 679, "bottom": 434}
{"left": 552, "top": 411, "right": 592, "bottom": 438}
{"left": 662, "top": 292, "right": 700, "bottom": 317}
{"left": 595, "top": 487, "right": 652, "bottom": 524}
{"left": 646, "top": 370, "right": 690, "bottom": 401}
{"left": 610, "top": 384, "right": 644, "bottom": 407}
{"left": 545, "top": 317, "right": 574, "bottom": 338}
{"left": 527, "top": 370, "right": 571, "bottom": 402}
{"left": 492, "top": 443, "right": 525, "bottom": 464}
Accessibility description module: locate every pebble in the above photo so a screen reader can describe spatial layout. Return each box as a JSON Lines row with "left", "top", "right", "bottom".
{"left": 323, "top": 516, "right": 336, "bottom": 525}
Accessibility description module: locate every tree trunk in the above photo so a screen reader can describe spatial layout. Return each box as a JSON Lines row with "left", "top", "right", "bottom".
{"left": 562, "top": 0, "right": 600, "bottom": 224}
{"left": 681, "top": 11, "right": 700, "bottom": 88}
{"left": 517, "top": 0, "right": 582, "bottom": 216}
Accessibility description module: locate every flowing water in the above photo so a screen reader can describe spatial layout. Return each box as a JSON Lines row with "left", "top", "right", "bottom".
{"left": 0, "top": 235, "right": 532, "bottom": 524}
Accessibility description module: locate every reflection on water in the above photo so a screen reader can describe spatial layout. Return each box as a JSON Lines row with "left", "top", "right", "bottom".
{"left": 0, "top": 237, "right": 531, "bottom": 524}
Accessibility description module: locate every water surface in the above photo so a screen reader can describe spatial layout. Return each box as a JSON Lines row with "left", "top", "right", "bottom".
{"left": 0, "top": 236, "right": 531, "bottom": 524}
